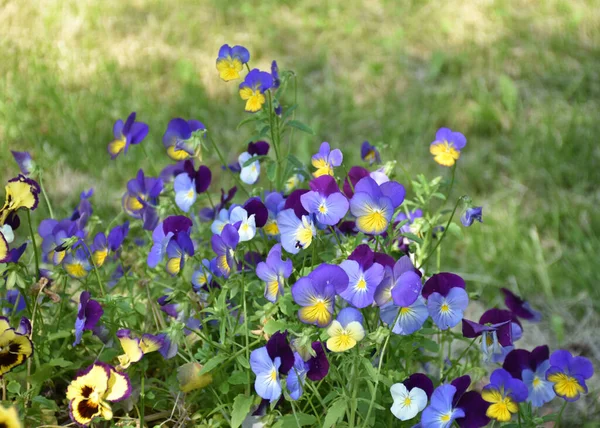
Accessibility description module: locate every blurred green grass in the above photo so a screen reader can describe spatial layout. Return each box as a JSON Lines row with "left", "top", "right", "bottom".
{"left": 1, "top": 0, "right": 599, "bottom": 369}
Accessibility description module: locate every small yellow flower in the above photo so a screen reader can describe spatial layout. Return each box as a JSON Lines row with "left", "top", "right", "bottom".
{"left": 177, "top": 362, "right": 213, "bottom": 392}
{"left": 0, "top": 404, "right": 22, "bottom": 428}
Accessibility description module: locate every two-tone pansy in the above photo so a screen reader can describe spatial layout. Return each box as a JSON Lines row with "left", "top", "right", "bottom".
{"left": 462, "top": 308, "right": 515, "bottom": 363}
{"left": 390, "top": 374, "right": 432, "bottom": 421}
{"left": 11, "top": 150, "right": 35, "bottom": 175}
{"left": 238, "top": 141, "right": 270, "bottom": 185}
{"left": 482, "top": 368, "right": 528, "bottom": 422}
{"left": 116, "top": 329, "right": 165, "bottom": 369}
{"left": 503, "top": 346, "right": 555, "bottom": 407}
{"left": 0, "top": 175, "right": 41, "bottom": 225}
{"left": 239, "top": 69, "right": 273, "bottom": 113}
{"left": 277, "top": 208, "right": 316, "bottom": 255}
{"left": 63, "top": 247, "right": 92, "bottom": 279}
{"left": 429, "top": 127, "right": 467, "bottom": 167}
{"left": 73, "top": 291, "right": 103, "bottom": 346}
{"left": 291, "top": 264, "right": 348, "bottom": 327}
{"left": 361, "top": 141, "right": 380, "bottom": 165}
{"left": 256, "top": 244, "right": 293, "bottom": 302}
{"left": 501, "top": 288, "right": 541, "bottom": 322}
{"left": 0, "top": 317, "right": 33, "bottom": 376}
{"left": 211, "top": 224, "right": 239, "bottom": 277}
{"left": 162, "top": 118, "right": 206, "bottom": 161}
{"left": 66, "top": 362, "right": 131, "bottom": 427}
{"left": 148, "top": 216, "right": 194, "bottom": 276}
{"left": 300, "top": 175, "right": 349, "bottom": 226}
{"left": 216, "top": 44, "right": 250, "bottom": 82}
{"left": 311, "top": 142, "right": 343, "bottom": 178}
{"left": 174, "top": 161, "right": 211, "bottom": 212}
{"left": 422, "top": 273, "right": 469, "bottom": 330}
{"left": 108, "top": 112, "right": 149, "bottom": 159}
{"left": 122, "top": 169, "right": 163, "bottom": 230}
{"left": 546, "top": 349, "right": 594, "bottom": 402}
{"left": 337, "top": 244, "right": 384, "bottom": 308}
{"left": 349, "top": 176, "right": 405, "bottom": 235}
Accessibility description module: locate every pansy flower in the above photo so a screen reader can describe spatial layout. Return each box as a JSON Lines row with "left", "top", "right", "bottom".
{"left": 162, "top": 118, "right": 206, "bottom": 161}
{"left": 243, "top": 196, "right": 269, "bottom": 228}
{"left": 239, "top": 69, "right": 273, "bottom": 113}
{"left": 503, "top": 346, "right": 555, "bottom": 407}
{"left": 0, "top": 317, "right": 33, "bottom": 376}
{"left": 11, "top": 150, "right": 34, "bottom": 175}
{"left": 307, "top": 341, "right": 330, "bottom": 381}
{"left": 250, "top": 346, "right": 282, "bottom": 402}
{"left": 0, "top": 175, "right": 41, "bottom": 225}
{"left": 216, "top": 44, "right": 250, "bottom": 81}
{"left": 148, "top": 216, "right": 194, "bottom": 275}
{"left": 421, "top": 384, "right": 465, "bottom": 428}
{"left": 292, "top": 264, "right": 348, "bottom": 327}
{"left": 39, "top": 219, "right": 84, "bottom": 265}
{"left": 429, "top": 127, "right": 467, "bottom": 167}
{"left": 462, "top": 308, "right": 514, "bottom": 363}
{"left": 481, "top": 368, "right": 528, "bottom": 422}
{"left": 338, "top": 244, "right": 384, "bottom": 308}
{"left": 63, "top": 247, "right": 92, "bottom": 279}
{"left": 107, "top": 221, "right": 129, "bottom": 252}
{"left": 461, "top": 206, "right": 483, "bottom": 227}
{"left": 546, "top": 349, "right": 594, "bottom": 401}
{"left": 66, "top": 362, "right": 131, "bottom": 427}
{"left": 192, "top": 259, "right": 214, "bottom": 293}
{"left": 90, "top": 233, "right": 109, "bottom": 267}
{"left": 73, "top": 291, "right": 104, "bottom": 346}
{"left": 277, "top": 208, "right": 316, "bottom": 255}
{"left": 174, "top": 161, "right": 212, "bottom": 212}
{"left": 501, "top": 288, "right": 541, "bottom": 322}
{"left": 394, "top": 209, "right": 424, "bottom": 252}
{"left": 229, "top": 206, "right": 256, "bottom": 242}
{"left": 199, "top": 186, "right": 237, "bottom": 222}
{"left": 122, "top": 169, "right": 163, "bottom": 230}
{"left": 287, "top": 352, "right": 308, "bottom": 400}
{"left": 0, "top": 404, "right": 21, "bottom": 428}
{"left": 257, "top": 244, "right": 293, "bottom": 302}
{"left": 211, "top": 224, "right": 239, "bottom": 277}
{"left": 361, "top": 141, "right": 380, "bottom": 165}
{"left": 300, "top": 175, "right": 349, "bottom": 226}
{"left": 284, "top": 173, "right": 305, "bottom": 194}
{"left": 380, "top": 297, "right": 429, "bottom": 336}
{"left": 350, "top": 176, "right": 405, "bottom": 235}
{"left": 326, "top": 307, "right": 365, "bottom": 353}
{"left": 390, "top": 378, "right": 428, "bottom": 422}
{"left": 2, "top": 290, "right": 26, "bottom": 316}
{"left": 211, "top": 206, "right": 236, "bottom": 234}
{"left": 311, "top": 142, "right": 343, "bottom": 178}
{"left": 0, "top": 230, "right": 10, "bottom": 263}
{"left": 116, "top": 329, "right": 165, "bottom": 369}
{"left": 266, "top": 331, "right": 295, "bottom": 375}
{"left": 422, "top": 273, "right": 469, "bottom": 330}
{"left": 237, "top": 151, "right": 265, "bottom": 186}
{"left": 108, "top": 112, "right": 149, "bottom": 159}
{"left": 373, "top": 255, "right": 416, "bottom": 307}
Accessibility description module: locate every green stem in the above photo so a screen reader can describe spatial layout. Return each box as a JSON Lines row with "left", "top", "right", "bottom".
{"left": 82, "top": 242, "right": 106, "bottom": 297}
{"left": 556, "top": 400, "right": 568, "bottom": 427}
{"left": 290, "top": 399, "right": 302, "bottom": 428}
{"left": 26, "top": 210, "right": 40, "bottom": 279}
{"left": 361, "top": 331, "right": 392, "bottom": 428}
{"left": 440, "top": 337, "right": 477, "bottom": 382}
{"left": 267, "top": 91, "right": 282, "bottom": 189}
{"left": 140, "top": 373, "right": 145, "bottom": 428}
{"left": 141, "top": 144, "right": 159, "bottom": 176}
{"left": 417, "top": 196, "right": 465, "bottom": 271}
{"left": 38, "top": 175, "right": 55, "bottom": 218}
{"left": 242, "top": 277, "right": 251, "bottom": 395}
{"left": 348, "top": 349, "right": 360, "bottom": 428}
{"left": 329, "top": 226, "right": 345, "bottom": 255}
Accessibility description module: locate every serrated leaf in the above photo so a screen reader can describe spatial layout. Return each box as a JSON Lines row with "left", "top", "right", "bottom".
{"left": 199, "top": 354, "right": 228, "bottom": 375}
{"left": 228, "top": 371, "right": 248, "bottom": 385}
{"left": 286, "top": 120, "right": 314, "bottom": 135}
{"left": 360, "top": 357, "right": 377, "bottom": 379}
{"left": 231, "top": 394, "right": 254, "bottom": 428}
{"left": 323, "top": 398, "right": 346, "bottom": 428}
{"left": 263, "top": 319, "right": 286, "bottom": 335}
{"left": 6, "top": 381, "right": 20, "bottom": 394}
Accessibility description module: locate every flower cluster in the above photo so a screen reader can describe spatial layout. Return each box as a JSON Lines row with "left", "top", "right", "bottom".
{"left": 0, "top": 43, "right": 594, "bottom": 428}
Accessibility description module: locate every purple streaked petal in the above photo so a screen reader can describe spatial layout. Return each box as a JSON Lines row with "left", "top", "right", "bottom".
{"left": 380, "top": 181, "right": 405, "bottom": 209}
{"left": 422, "top": 272, "right": 466, "bottom": 299}
{"left": 391, "top": 271, "right": 422, "bottom": 307}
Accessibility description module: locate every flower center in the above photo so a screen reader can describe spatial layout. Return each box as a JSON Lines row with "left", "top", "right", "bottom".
{"left": 403, "top": 396, "right": 412, "bottom": 406}
{"left": 355, "top": 276, "right": 367, "bottom": 290}
{"left": 440, "top": 302, "right": 450, "bottom": 313}
{"left": 532, "top": 377, "right": 541, "bottom": 388}
{"left": 318, "top": 203, "right": 328, "bottom": 214}
{"left": 440, "top": 412, "right": 452, "bottom": 422}
{"left": 399, "top": 307, "right": 412, "bottom": 315}
{"left": 548, "top": 373, "right": 585, "bottom": 399}
{"left": 269, "top": 368, "right": 277, "bottom": 382}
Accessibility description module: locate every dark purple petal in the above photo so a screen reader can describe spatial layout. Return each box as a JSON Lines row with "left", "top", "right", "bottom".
{"left": 456, "top": 391, "right": 490, "bottom": 428}
{"left": 479, "top": 308, "right": 512, "bottom": 326}
{"left": 502, "top": 349, "right": 531, "bottom": 380}
{"left": 307, "top": 342, "right": 329, "bottom": 381}
{"left": 284, "top": 189, "right": 309, "bottom": 218}
{"left": 451, "top": 375, "right": 472, "bottom": 404}
{"left": 163, "top": 215, "right": 193, "bottom": 235}
{"left": 501, "top": 288, "right": 541, "bottom": 321}
{"left": 107, "top": 221, "right": 129, "bottom": 252}
{"left": 195, "top": 166, "right": 212, "bottom": 193}
{"left": 266, "top": 331, "right": 294, "bottom": 375}
{"left": 422, "top": 272, "right": 466, "bottom": 299}
{"left": 159, "top": 161, "right": 188, "bottom": 182}
{"left": 347, "top": 244, "right": 374, "bottom": 270}
{"left": 402, "top": 373, "right": 434, "bottom": 399}
{"left": 373, "top": 252, "right": 394, "bottom": 269}
{"left": 309, "top": 175, "right": 340, "bottom": 197}
{"left": 343, "top": 166, "right": 370, "bottom": 198}
{"left": 83, "top": 298, "right": 104, "bottom": 331}
{"left": 461, "top": 319, "right": 495, "bottom": 338}
{"left": 338, "top": 220, "right": 357, "bottom": 235}
{"left": 248, "top": 141, "right": 270, "bottom": 156}
{"left": 391, "top": 271, "right": 422, "bottom": 307}
{"left": 530, "top": 345, "right": 550, "bottom": 371}
{"left": 244, "top": 198, "right": 269, "bottom": 228}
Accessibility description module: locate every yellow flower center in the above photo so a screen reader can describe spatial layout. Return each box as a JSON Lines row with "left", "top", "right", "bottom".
{"left": 532, "top": 377, "right": 541, "bottom": 388}
{"left": 400, "top": 307, "right": 412, "bottom": 315}
{"left": 356, "top": 205, "right": 389, "bottom": 234}
{"left": 547, "top": 373, "right": 585, "bottom": 399}
{"left": 440, "top": 413, "right": 452, "bottom": 422}
{"left": 403, "top": 396, "right": 412, "bottom": 406}
{"left": 440, "top": 302, "right": 450, "bottom": 313}
{"left": 66, "top": 262, "right": 87, "bottom": 278}
{"left": 318, "top": 203, "right": 328, "bottom": 214}
{"left": 355, "top": 276, "right": 367, "bottom": 290}
{"left": 269, "top": 369, "right": 277, "bottom": 382}
{"left": 264, "top": 220, "right": 279, "bottom": 236}
{"left": 239, "top": 87, "right": 266, "bottom": 112}
{"left": 486, "top": 397, "right": 518, "bottom": 422}
{"left": 216, "top": 58, "right": 243, "bottom": 81}
{"left": 430, "top": 141, "right": 460, "bottom": 167}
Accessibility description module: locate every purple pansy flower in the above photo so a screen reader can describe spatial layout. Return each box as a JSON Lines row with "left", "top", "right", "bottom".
{"left": 350, "top": 176, "right": 405, "bottom": 235}
{"left": 244, "top": 197, "right": 269, "bottom": 228}
{"left": 287, "top": 352, "right": 308, "bottom": 400}
{"left": 277, "top": 208, "right": 316, "bottom": 255}
{"left": 108, "top": 221, "right": 129, "bottom": 252}
{"left": 546, "top": 349, "right": 594, "bottom": 402}
{"left": 501, "top": 288, "right": 541, "bottom": 322}
{"left": 361, "top": 141, "right": 380, "bottom": 165}
{"left": 292, "top": 264, "right": 348, "bottom": 327}
{"left": 147, "top": 216, "right": 194, "bottom": 275}
{"left": 211, "top": 224, "right": 239, "bottom": 278}
{"left": 11, "top": 151, "right": 34, "bottom": 175}
{"left": 306, "top": 342, "right": 329, "bottom": 381}
{"left": 108, "top": 112, "right": 149, "bottom": 159}
{"left": 239, "top": 69, "right": 273, "bottom": 113}
{"left": 256, "top": 244, "right": 293, "bottom": 302}
{"left": 462, "top": 308, "right": 514, "bottom": 362}
{"left": 216, "top": 44, "right": 250, "bottom": 82}
{"left": 429, "top": 127, "right": 467, "bottom": 167}
{"left": 503, "top": 346, "right": 555, "bottom": 407}
{"left": 337, "top": 244, "right": 384, "bottom": 308}
{"left": 461, "top": 206, "right": 483, "bottom": 227}
{"left": 380, "top": 296, "right": 429, "bottom": 336}
{"left": 174, "top": 161, "right": 212, "bottom": 212}
{"left": 421, "top": 384, "right": 466, "bottom": 428}
{"left": 271, "top": 61, "right": 280, "bottom": 88}
{"left": 311, "top": 142, "right": 343, "bottom": 178}
{"left": 250, "top": 346, "right": 282, "bottom": 402}
{"left": 482, "top": 368, "right": 528, "bottom": 422}
{"left": 266, "top": 331, "right": 295, "bottom": 375}
{"left": 450, "top": 375, "right": 491, "bottom": 428}
{"left": 300, "top": 175, "right": 349, "bottom": 226}
{"left": 423, "top": 273, "right": 469, "bottom": 330}
{"left": 122, "top": 169, "right": 163, "bottom": 230}
{"left": 73, "top": 291, "right": 104, "bottom": 346}
{"left": 263, "top": 192, "right": 285, "bottom": 237}
{"left": 162, "top": 118, "right": 205, "bottom": 161}
{"left": 90, "top": 232, "right": 108, "bottom": 268}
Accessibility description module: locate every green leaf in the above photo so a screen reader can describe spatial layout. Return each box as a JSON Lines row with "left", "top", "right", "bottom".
{"left": 273, "top": 413, "right": 317, "bottom": 427}
{"left": 286, "top": 120, "right": 314, "bottom": 135}
{"left": 263, "top": 319, "right": 286, "bottom": 335}
{"left": 446, "top": 222, "right": 463, "bottom": 238}
{"left": 281, "top": 104, "right": 298, "bottom": 122}
{"left": 266, "top": 160, "right": 277, "bottom": 183}
{"left": 360, "top": 357, "right": 377, "bottom": 379}
{"left": 231, "top": 394, "right": 254, "bottom": 428}
{"left": 236, "top": 354, "right": 250, "bottom": 369}
{"left": 31, "top": 396, "right": 59, "bottom": 411}
{"left": 241, "top": 155, "right": 268, "bottom": 168}
{"left": 47, "top": 331, "right": 71, "bottom": 341}
{"left": 322, "top": 398, "right": 346, "bottom": 428}
{"left": 237, "top": 115, "right": 261, "bottom": 130}
{"left": 6, "top": 381, "right": 21, "bottom": 394}
{"left": 199, "top": 354, "right": 228, "bottom": 375}
{"left": 49, "top": 358, "right": 73, "bottom": 368}
{"left": 422, "top": 338, "right": 440, "bottom": 353}
{"left": 228, "top": 371, "right": 248, "bottom": 385}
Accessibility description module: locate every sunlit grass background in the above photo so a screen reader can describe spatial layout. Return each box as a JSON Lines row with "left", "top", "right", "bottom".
{"left": 1, "top": 0, "right": 599, "bottom": 421}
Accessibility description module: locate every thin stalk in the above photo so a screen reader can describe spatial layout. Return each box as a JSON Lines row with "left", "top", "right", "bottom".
{"left": 38, "top": 175, "right": 55, "bottom": 218}
{"left": 556, "top": 400, "right": 568, "bottom": 427}
{"left": 82, "top": 241, "right": 106, "bottom": 297}
{"left": 141, "top": 144, "right": 159, "bottom": 176}
{"left": 440, "top": 337, "right": 477, "bottom": 382}
{"left": 140, "top": 373, "right": 145, "bottom": 428}
{"left": 267, "top": 91, "right": 282, "bottom": 189}
{"left": 26, "top": 210, "right": 40, "bottom": 279}
{"left": 242, "top": 278, "right": 251, "bottom": 395}
{"left": 207, "top": 134, "right": 250, "bottom": 196}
